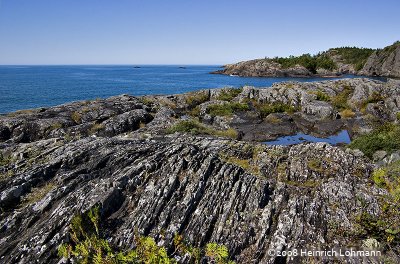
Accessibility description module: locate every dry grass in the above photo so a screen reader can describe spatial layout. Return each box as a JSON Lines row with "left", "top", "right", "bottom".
{"left": 340, "top": 109, "right": 356, "bottom": 118}
{"left": 20, "top": 182, "right": 56, "bottom": 206}
{"left": 89, "top": 123, "right": 105, "bottom": 134}
{"left": 71, "top": 111, "right": 82, "bottom": 124}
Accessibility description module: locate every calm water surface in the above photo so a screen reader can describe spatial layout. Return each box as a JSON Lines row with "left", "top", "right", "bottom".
{"left": 0, "top": 65, "right": 381, "bottom": 113}
{"left": 264, "top": 130, "right": 351, "bottom": 146}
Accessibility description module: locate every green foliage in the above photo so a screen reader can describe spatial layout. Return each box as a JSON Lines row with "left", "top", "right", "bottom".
{"left": 396, "top": 112, "right": 400, "bottom": 120}
{"left": 49, "top": 122, "right": 63, "bottom": 131}
{"left": 219, "top": 154, "right": 260, "bottom": 176}
{"left": 375, "top": 41, "right": 400, "bottom": 58}
{"left": 59, "top": 206, "right": 235, "bottom": 263}
{"left": 356, "top": 210, "right": 400, "bottom": 246}
{"left": 372, "top": 169, "right": 387, "bottom": 188}
{"left": 272, "top": 53, "right": 337, "bottom": 73}
{"left": 216, "top": 88, "right": 242, "bottom": 101}
{"left": 205, "top": 243, "right": 233, "bottom": 264}
{"left": 349, "top": 123, "right": 400, "bottom": 159}
{"left": 331, "top": 85, "right": 352, "bottom": 111}
{"left": 256, "top": 102, "right": 297, "bottom": 118}
{"left": 330, "top": 47, "right": 375, "bottom": 71}
{"left": 166, "top": 120, "right": 238, "bottom": 139}
{"left": 166, "top": 120, "right": 209, "bottom": 134}
{"left": 371, "top": 160, "right": 400, "bottom": 202}
{"left": 206, "top": 102, "right": 249, "bottom": 117}
{"left": 0, "top": 153, "right": 12, "bottom": 167}
{"left": 139, "top": 97, "right": 154, "bottom": 107}
{"left": 185, "top": 92, "right": 209, "bottom": 107}
{"left": 311, "top": 90, "right": 330, "bottom": 101}
{"left": 188, "top": 106, "right": 201, "bottom": 117}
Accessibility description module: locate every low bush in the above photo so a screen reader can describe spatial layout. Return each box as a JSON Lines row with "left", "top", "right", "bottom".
{"left": 185, "top": 91, "right": 209, "bottom": 107}
{"left": 349, "top": 123, "right": 400, "bottom": 158}
{"left": 206, "top": 103, "right": 249, "bottom": 117}
{"left": 312, "top": 90, "right": 330, "bottom": 102}
{"left": 216, "top": 88, "right": 242, "bottom": 101}
{"left": 167, "top": 120, "right": 238, "bottom": 139}
{"left": 59, "top": 206, "right": 235, "bottom": 263}
{"left": 331, "top": 85, "right": 352, "bottom": 110}
{"left": 256, "top": 103, "right": 297, "bottom": 118}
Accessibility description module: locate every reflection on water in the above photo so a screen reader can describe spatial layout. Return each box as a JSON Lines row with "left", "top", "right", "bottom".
{"left": 264, "top": 130, "right": 351, "bottom": 146}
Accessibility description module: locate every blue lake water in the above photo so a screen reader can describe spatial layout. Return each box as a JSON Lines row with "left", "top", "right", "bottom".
{"left": 264, "top": 130, "right": 351, "bottom": 146}
{"left": 0, "top": 65, "right": 380, "bottom": 114}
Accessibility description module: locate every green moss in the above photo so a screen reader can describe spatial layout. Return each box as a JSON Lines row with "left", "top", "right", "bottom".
{"left": 220, "top": 154, "right": 260, "bottom": 176}
{"left": 284, "top": 180, "right": 320, "bottom": 188}
{"left": 397, "top": 112, "right": 400, "bottom": 120}
{"left": 216, "top": 88, "right": 242, "bottom": 101}
{"left": 349, "top": 123, "right": 400, "bottom": 159}
{"left": 206, "top": 102, "right": 249, "bottom": 117}
{"left": 307, "top": 159, "right": 323, "bottom": 172}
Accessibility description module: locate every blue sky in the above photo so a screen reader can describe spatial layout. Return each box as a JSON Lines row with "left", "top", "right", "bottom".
{"left": 0, "top": 0, "right": 399, "bottom": 65}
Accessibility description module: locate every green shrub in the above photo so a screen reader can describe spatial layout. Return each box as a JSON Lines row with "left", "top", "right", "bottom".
{"left": 330, "top": 47, "right": 375, "bottom": 71}
{"left": 349, "top": 123, "right": 400, "bottom": 158}
{"left": 216, "top": 88, "right": 242, "bottom": 101}
{"left": 331, "top": 85, "right": 352, "bottom": 110}
{"left": 185, "top": 91, "right": 209, "bottom": 107}
{"left": 256, "top": 103, "right": 297, "bottom": 118}
{"left": 272, "top": 53, "right": 337, "bottom": 73}
{"left": 206, "top": 103, "right": 249, "bottom": 117}
{"left": 0, "top": 153, "right": 11, "bottom": 167}
{"left": 311, "top": 90, "right": 330, "bottom": 101}
{"left": 59, "top": 206, "right": 235, "bottom": 263}
{"left": 396, "top": 112, "right": 400, "bottom": 120}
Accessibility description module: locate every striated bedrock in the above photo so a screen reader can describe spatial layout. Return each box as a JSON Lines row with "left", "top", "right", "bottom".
{"left": 213, "top": 41, "right": 400, "bottom": 78}
{"left": 360, "top": 41, "right": 400, "bottom": 78}
{"left": 1, "top": 78, "right": 400, "bottom": 263}
{"left": 0, "top": 134, "right": 395, "bottom": 263}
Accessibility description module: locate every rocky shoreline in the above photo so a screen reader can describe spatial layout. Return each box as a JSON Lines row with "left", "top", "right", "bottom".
{"left": 1, "top": 78, "right": 400, "bottom": 263}
{"left": 213, "top": 41, "right": 400, "bottom": 79}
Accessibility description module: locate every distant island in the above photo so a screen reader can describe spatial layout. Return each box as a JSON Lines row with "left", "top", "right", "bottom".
{"left": 212, "top": 41, "right": 400, "bottom": 78}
